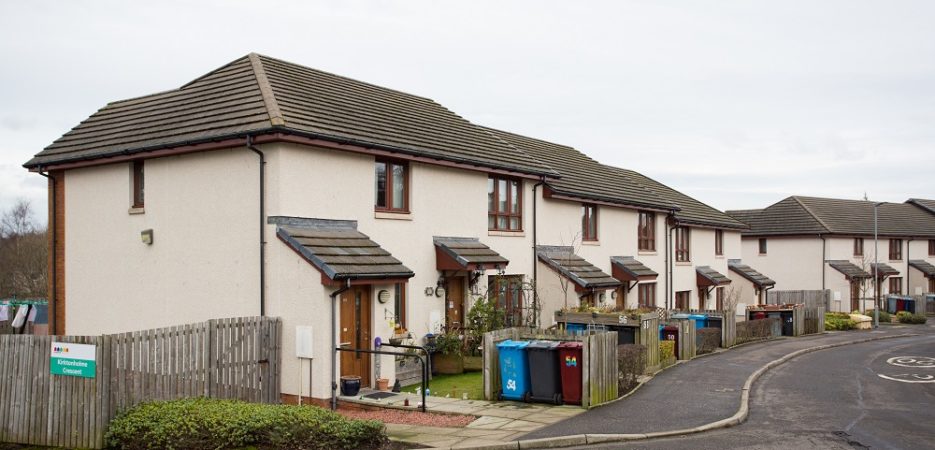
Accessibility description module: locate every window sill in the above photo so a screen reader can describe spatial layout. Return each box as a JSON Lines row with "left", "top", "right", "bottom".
{"left": 637, "top": 250, "right": 658, "bottom": 256}
{"left": 715, "top": 255, "right": 725, "bottom": 259}
{"left": 758, "top": 253, "right": 767, "bottom": 256}
{"left": 488, "top": 230, "right": 525, "bottom": 237}
{"left": 375, "top": 211, "right": 412, "bottom": 221}
{"left": 675, "top": 261, "right": 692, "bottom": 266}
{"left": 582, "top": 240, "right": 600, "bottom": 246}
{"left": 128, "top": 207, "right": 145, "bottom": 215}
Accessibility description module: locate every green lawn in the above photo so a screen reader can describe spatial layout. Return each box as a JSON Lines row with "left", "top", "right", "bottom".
{"left": 403, "top": 371, "right": 484, "bottom": 400}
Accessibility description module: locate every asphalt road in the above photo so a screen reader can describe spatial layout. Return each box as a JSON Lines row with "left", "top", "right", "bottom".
{"left": 561, "top": 327, "right": 935, "bottom": 449}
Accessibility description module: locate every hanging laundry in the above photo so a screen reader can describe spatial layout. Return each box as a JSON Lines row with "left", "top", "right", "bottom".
{"left": 0, "top": 304, "right": 9, "bottom": 321}
{"left": 28, "top": 306, "right": 38, "bottom": 322}
{"left": 33, "top": 304, "right": 49, "bottom": 324}
{"left": 11, "top": 305, "right": 29, "bottom": 328}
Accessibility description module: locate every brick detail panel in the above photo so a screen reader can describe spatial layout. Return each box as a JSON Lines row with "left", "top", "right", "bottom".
{"left": 48, "top": 170, "right": 65, "bottom": 335}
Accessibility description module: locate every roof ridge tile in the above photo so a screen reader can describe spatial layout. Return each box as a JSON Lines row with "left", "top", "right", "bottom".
{"left": 248, "top": 53, "right": 286, "bottom": 127}
{"left": 790, "top": 196, "right": 832, "bottom": 233}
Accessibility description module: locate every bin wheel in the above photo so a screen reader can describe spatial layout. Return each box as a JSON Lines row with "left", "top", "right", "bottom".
{"left": 554, "top": 393, "right": 563, "bottom": 405}
{"left": 496, "top": 390, "right": 503, "bottom": 401}
{"left": 523, "top": 392, "right": 531, "bottom": 403}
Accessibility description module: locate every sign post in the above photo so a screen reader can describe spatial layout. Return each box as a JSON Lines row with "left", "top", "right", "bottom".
{"left": 50, "top": 341, "right": 97, "bottom": 378}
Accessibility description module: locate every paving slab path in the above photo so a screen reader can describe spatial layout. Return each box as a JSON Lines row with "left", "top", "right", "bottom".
{"left": 522, "top": 326, "right": 918, "bottom": 439}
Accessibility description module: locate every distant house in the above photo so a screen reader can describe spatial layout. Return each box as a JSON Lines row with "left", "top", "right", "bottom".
{"left": 727, "top": 196, "right": 935, "bottom": 312}
{"left": 25, "top": 53, "right": 746, "bottom": 405}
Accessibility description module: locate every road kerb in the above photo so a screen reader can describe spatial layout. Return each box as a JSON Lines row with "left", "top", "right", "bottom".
{"left": 474, "top": 332, "right": 920, "bottom": 449}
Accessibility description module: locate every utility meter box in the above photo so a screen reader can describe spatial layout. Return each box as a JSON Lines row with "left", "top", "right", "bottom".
{"left": 296, "top": 326, "right": 314, "bottom": 358}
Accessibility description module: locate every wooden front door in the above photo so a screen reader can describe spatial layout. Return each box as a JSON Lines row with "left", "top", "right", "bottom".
{"left": 850, "top": 281, "right": 860, "bottom": 312}
{"left": 340, "top": 286, "right": 372, "bottom": 387}
{"left": 445, "top": 276, "right": 465, "bottom": 331}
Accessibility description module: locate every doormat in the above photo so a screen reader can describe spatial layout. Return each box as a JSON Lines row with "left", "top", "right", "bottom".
{"left": 363, "top": 392, "right": 398, "bottom": 400}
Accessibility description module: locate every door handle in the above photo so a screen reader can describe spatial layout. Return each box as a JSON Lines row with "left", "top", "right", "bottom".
{"left": 339, "top": 342, "right": 352, "bottom": 347}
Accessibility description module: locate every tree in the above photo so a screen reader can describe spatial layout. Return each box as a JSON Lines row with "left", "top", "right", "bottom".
{"left": 0, "top": 199, "right": 47, "bottom": 298}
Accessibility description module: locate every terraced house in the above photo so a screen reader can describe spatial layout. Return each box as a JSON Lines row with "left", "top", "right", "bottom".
{"left": 727, "top": 196, "right": 935, "bottom": 313}
{"left": 24, "top": 53, "right": 752, "bottom": 405}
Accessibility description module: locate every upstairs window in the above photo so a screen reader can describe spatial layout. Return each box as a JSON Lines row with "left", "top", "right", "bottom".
{"left": 488, "top": 177, "right": 522, "bottom": 231}
{"left": 889, "top": 239, "right": 902, "bottom": 260}
{"left": 715, "top": 230, "right": 724, "bottom": 256}
{"left": 582, "top": 204, "right": 598, "bottom": 241}
{"left": 854, "top": 238, "right": 864, "bottom": 257}
{"left": 758, "top": 238, "right": 768, "bottom": 255}
{"left": 132, "top": 160, "right": 145, "bottom": 208}
{"left": 638, "top": 211, "right": 656, "bottom": 251}
{"left": 375, "top": 160, "right": 408, "bottom": 212}
{"left": 675, "top": 227, "right": 691, "bottom": 262}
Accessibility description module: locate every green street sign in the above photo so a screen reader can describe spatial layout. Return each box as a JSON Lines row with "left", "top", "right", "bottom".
{"left": 50, "top": 342, "right": 96, "bottom": 378}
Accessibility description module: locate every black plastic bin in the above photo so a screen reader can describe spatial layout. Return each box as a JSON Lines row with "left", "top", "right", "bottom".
{"left": 525, "top": 340, "right": 563, "bottom": 404}
{"left": 779, "top": 311, "right": 794, "bottom": 336}
{"left": 705, "top": 316, "right": 723, "bottom": 330}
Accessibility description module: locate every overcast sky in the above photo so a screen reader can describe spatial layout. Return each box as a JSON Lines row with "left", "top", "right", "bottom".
{"left": 2, "top": 0, "right": 934, "bottom": 226}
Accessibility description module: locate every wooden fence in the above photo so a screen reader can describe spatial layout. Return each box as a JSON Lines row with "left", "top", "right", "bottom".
{"left": 675, "top": 319, "right": 696, "bottom": 360}
{"left": 767, "top": 290, "right": 830, "bottom": 310}
{"left": 0, "top": 317, "right": 281, "bottom": 449}
{"left": 482, "top": 327, "right": 618, "bottom": 408}
{"left": 675, "top": 309, "right": 737, "bottom": 348}
{"left": 803, "top": 306, "right": 826, "bottom": 335}
{"left": 554, "top": 310, "right": 660, "bottom": 371}
{"left": 637, "top": 312, "right": 660, "bottom": 370}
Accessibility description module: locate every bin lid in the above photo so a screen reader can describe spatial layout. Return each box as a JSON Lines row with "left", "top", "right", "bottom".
{"left": 688, "top": 314, "right": 707, "bottom": 319}
{"left": 557, "top": 341, "right": 582, "bottom": 349}
{"left": 527, "top": 340, "right": 560, "bottom": 350}
{"left": 496, "top": 339, "right": 530, "bottom": 349}
{"left": 662, "top": 325, "right": 678, "bottom": 331}
{"left": 671, "top": 313, "right": 690, "bottom": 319}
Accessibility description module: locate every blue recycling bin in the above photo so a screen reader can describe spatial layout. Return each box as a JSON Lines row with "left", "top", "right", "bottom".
{"left": 904, "top": 298, "right": 916, "bottom": 314}
{"left": 673, "top": 313, "right": 706, "bottom": 329}
{"left": 496, "top": 340, "right": 531, "bottom": 402}
{"left": 565, "top": 323, "right": 587, "bottom": 335}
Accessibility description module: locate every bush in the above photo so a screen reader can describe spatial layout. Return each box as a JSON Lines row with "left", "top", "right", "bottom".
{"left": 434, "top": 330, "right": 463, "bottom": 356}
{"left": 864, "top": 310, "right": 891, "bottom": 323}
{"left": 105, "top": 398, "right": 388, "bottom": 450}
{"left": 824, "top": 312, "right": 857, "bottom": 331}
{"left": 897, "top": 311, "right": 928, "bottom": 324}
{"left": 696, "top": 328, "right": 721, "bottom": 354}
{"left": 736, "top": 318, "right": 780, "bottom": 344}
{"left": 659, "top": 340, "right": 675, "bottom": 363}
{"left": 617, "top": 344, "right": 646, "bottom": 394}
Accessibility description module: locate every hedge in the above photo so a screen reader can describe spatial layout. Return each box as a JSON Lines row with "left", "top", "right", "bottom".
{"left": 736, "top": 317, "right": 779, "bottom": 344}
{"left": 105, "top": 398, "right": 388, "bottom": 450}
{"left": 617, "top": 344, "right": 646, "bottom": 394}
{"left": 824, "top": 312, "right": 857, "bottom": 331}
{"left": 896, "top": 311, "right": 928, "bottom": 324}
{"left": 696, "top": 328, "right": 721, "bottom": 355}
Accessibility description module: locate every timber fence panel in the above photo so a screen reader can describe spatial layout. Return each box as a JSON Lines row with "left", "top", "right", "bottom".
{"left": 639, "top": 314, "right": 660, "bottom": 370}
{"left": 0, "top": 316, "right": 281, "bottom": 449}
{"left": 586, "top": 331, "right": 618, "bottom": 407}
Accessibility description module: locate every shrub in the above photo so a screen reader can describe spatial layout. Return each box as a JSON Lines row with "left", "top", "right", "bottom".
{"left": 736, "top": 318, "right": 780, "bottom": 344}
{"left": 696, "top": 328, "right": 721, "bottom": 354}
{"left": 659, "top": 340, "right": 675, "bottom": 363}
{"left": 434, "top": 330, "right": 463, "bottom": 356}
{"left": 105, "top": 398, "right": 387, "bottom": 450}
{"left": 864, "top": 310, "right": 891, "bottom": 323}
{"left": 896, "top": 311, "right": 928, "bottom": 324}
{"left": 824, "top": 312, "right": 857, "bottom": 331}
{"left": 617, "top": 344, "right": 646, "bottom": 394}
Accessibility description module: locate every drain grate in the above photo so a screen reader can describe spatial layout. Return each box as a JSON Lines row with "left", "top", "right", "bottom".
{"left": 362, "top": 392, "right": 398, "bottom": 400}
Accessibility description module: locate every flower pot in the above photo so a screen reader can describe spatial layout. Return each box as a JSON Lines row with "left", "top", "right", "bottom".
{"left": 340, "top": 375, "right": 361, "bottom": 396}
{"left": 432, "top": 353, "right": 464, "bottom": 375}
{"left": 376, "top": 378, "right": 390, "bottom": 391}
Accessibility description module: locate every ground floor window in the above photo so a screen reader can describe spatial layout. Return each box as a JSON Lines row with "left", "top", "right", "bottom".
{"left": 394, "top": 283, "right": 406, "bottom": 329}
{"left": 489, "top": 275, "right": 525, "bottom": 327}
{"left": 716, "top": 287, "right": 724, "bottom": 311}
{"left": 930, "top": 278, "right": 935, "bottom": 293}
{"left": 675, "top": 291, "right": 690, "bottom": 310}
{"left": 889, "top": 277, "right": 902, "bottom": 296}
{"left": 638, "top": 283, "right": 656, "bottom": 308}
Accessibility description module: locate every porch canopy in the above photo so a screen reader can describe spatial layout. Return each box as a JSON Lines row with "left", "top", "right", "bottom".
{"left": 696, "top": 266, "right": 732, "bottom": 287}
{"left": 433, "top": 236, "right": 509, "bottom": 271}
{"left": 869, "top": 263, "right": 900, "bottom": 278}
{"left": 275, "top": 217, "right": 414, "bottom": 285}
{"left": 909, "top": 260, "right": 935, "bottom": 278}
{"left": 727, "top": 260, "right": 776, "bottom": 289}
{"left": 537, "top": 245, "right": 621, "bottom": 293}
{"left": 828, "top": 260, "right": 872, "bottom": 280}
{"left": 610, "top": 256, "right": 657, "bottom": 292}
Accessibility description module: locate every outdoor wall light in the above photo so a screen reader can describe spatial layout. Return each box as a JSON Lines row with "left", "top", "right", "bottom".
{"left": 140, "top": 229, "right": 154, "bottom": 245}
{"left": 377, "top": 289, "right": 390, "bottom": 304}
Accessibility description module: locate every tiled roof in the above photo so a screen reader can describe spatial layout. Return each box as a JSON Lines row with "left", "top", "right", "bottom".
{"left": 828, "top": 260, "right": 872, "bottom": 280}
{"left": 869, "top": 263, "right": 900, "bottom": 277}
{"left": 484, "top": 127, "right": 747, "bottom": 229}
{"left": 727, "top": 260, "right": 776, "bottom": 288}
{"left": 696, "top": 266, "right": 732, "bottom": 287}
{"left": 26, "top": 54, "right": 556, "bottom": 178}
{"left": 275, "top": 217, "right": 413, "bottom": 281}
{"left": 610, "top": 256, "right": 658, "bottom": 281}
{"left": 727, "top": 196, "right": 935, "bottom": 238}
{"left": 433, "top": 237, "right": 508, "bottom": 270}
{"left": 909, "top": 260, "right": 935, "bottom": 278}
{"left": 907, "top": 198, "right": 935, "bottom": 216}
{"left": 537, "top": 245, "right": 621, "bottom": 291}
